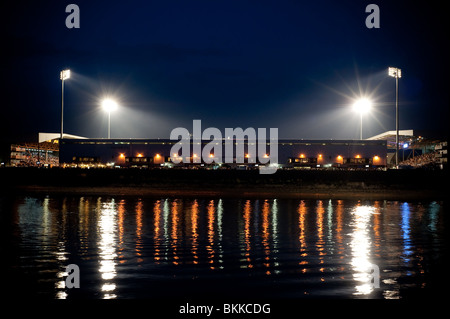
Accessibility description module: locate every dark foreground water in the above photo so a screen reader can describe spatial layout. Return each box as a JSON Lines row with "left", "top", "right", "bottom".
{"left": 1, "top": 195, "right": 447, "bottom": 300}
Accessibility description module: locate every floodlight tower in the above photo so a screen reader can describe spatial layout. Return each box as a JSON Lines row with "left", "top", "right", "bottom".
{"left": 60, "top": 69, "right": 71, "bottom": 139}
{"left": 102, "top": 99, "right": 118, "bottom": 139}
{"left": 353, "top": 98, "right": 372, "bottom": 140}
{"left": 388, "top": 67, "right": 402, "bottom": 168}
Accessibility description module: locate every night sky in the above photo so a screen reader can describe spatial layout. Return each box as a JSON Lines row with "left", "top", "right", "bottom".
{"left": 2, "top": 0, "right": 448, "bottom": 143}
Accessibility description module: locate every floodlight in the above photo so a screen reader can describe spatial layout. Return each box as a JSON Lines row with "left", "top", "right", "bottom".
{"left": 102, "top": 99, "right": 118, "bottom": 113}
{"left": 353, "top": 98, "right": 372, "bottom": 114}
{"left": 352, "top": 98, "right": 372, "bottom": 139}
{"left": 60, "top": 69, "right": 71, "bottom": 139}
{"left": 60, "top": 69, "right": 71, "bottom": 80}
{"left": 388, "top": 67, "right": 401, "bottom": 78}
{"left": 101, "top": 99, "right": 118, "bottom": 139}
{"left": 388, "top": 66, "right": 402, "bottom": 167}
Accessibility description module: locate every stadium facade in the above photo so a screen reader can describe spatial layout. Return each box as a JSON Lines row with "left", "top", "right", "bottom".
{"left": 59, "top": 138, "right": 387, "bottom": 169}
{"left": 8, "top": 130, "right": 447, "bottom": 169}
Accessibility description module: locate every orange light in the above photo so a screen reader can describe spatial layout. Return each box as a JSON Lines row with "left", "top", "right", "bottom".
{"left": 137, "top": 153, "right": 143, "bottom": 158}
{"left": 356, "top": 154, "right": 361, "bottom": 158}
{"left": 245, "top": 153, "right": 250, "bottom": 158}
{"left": 155, "top": 153, "right": 161, "bottom": 158}
{"left": 318, "top": 154, "right": 323, "bottom": 158}
{"left": 193, "top": 154, "right": 198, "bottom": 158}
{"left": 263, "top": 154, "right": 269, "bottom": 158}
{"left": 119, "top": 153, "right": 125, "bottom": 158}
{"left": 337, "top": 155, "right": 342, "bottom": 160}
{"left": 300, "top": 154, "right": 305, "bottom": 158}
{"left": 374, "top": 155, "right": 379, "bottom": 161}
{"left": 209, "top": 153, "right": 214, "bottom": 158}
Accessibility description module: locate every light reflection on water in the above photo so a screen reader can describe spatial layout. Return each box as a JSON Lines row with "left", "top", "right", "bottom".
{"left": 98, "top": 199, "right": 118, "bottom": 299}
{"left": 350, "top": 205, "right": 377, "bottom": 295}
{"left": 7, "top": 196, "right": 445, "bottom": 299}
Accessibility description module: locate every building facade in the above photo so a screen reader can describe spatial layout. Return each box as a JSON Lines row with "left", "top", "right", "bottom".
{"left": 59, "top": 138, "right": 387, "bottom": 169}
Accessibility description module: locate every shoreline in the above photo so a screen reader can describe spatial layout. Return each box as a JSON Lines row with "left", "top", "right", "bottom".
{"left": 2, "top": 167, "right": 448, "bottom": 201}
{"left": 10, "top": 185, "right": 446, "bottom": 201}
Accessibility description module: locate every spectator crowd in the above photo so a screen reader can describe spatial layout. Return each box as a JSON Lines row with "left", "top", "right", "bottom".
{"left": 399, "top": 151, "right": 439, "bottom": 168}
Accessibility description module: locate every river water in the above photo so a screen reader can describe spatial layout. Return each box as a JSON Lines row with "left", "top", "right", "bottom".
{"left": 1, "top": 195, "right": 446, "bottom": 300}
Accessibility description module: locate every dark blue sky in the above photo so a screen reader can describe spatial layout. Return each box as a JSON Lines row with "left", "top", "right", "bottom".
{"left": 2, "top": 0, "right": 448, "bottom": 142}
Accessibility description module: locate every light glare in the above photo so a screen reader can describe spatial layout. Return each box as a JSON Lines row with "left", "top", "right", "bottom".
{"left": 388, "top": 67, "right": 402, "bottom": 78}
{"left": 353, "top": 98, "right": 372, "bottom": 114}
{"left": 60, "top": 69, "right": 71, "bottom": 80}
{"left": 102, "top": 99, "right": 118, "bottom": 113}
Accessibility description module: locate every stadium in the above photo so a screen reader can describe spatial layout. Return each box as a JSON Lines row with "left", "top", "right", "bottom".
{"left": 7, "top": 130, "right": 447, "bottom": 170}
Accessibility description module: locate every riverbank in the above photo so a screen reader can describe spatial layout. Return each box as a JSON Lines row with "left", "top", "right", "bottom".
{"left": 1, "top": 167, "right": 448, "bottom": 200}
{"left": 11, "top": 184, "right": 445, "bottom": 200}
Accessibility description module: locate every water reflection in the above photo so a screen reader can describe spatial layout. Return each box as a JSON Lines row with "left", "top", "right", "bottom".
{"left": 401, "top": 202, "right": 412, "bottom": 262}
{"left": 242, "top": 200, "right": 252, "bottom": 269}
{"left": 207, "top": 200, "right": 216, "bottom": 269}
{"left": 262, "top": 200, "right": 271, "bottom": 275}
{"left": 335, "top": 200, "right": 344, "bottom": 257}
{"left": 216, "top": 199, "right": 224, "bottom": 269}
{"left": 316, "top": 200, "right": 325, "bottom": 280}
{"left": 153, "top": 200, "right": 162, "bottom": 262}
{"left": 191, "top": 199, "right": 199, "bottom": 265}
{"left": 98, "top": 199, "right": 117, "bottom": 299}
{"left": 171, "top": 199, "right": 181, "bottom": 265}
{"left": 350, "top": 204, "right": 376, "bottom": 295}
{"left": 298, "top": 200, "right": 308, "bottom": 273}
{"left": 53, "top": 196, "right": 69, "bottom": 300}
{"left": 11, "top": 196, "right": 446, "bottom": 299}
{"left": 117, "top": 199, "right": 126, "bottom": 263}
{"left": 135, "top": 200, "right": 144, "bottom": 264}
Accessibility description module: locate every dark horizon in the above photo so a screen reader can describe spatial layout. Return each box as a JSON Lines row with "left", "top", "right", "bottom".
{"left": 2, "top": 1, "right": 449, "bottom": 145}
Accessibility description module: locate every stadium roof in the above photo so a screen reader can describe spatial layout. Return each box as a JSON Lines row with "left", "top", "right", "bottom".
{"left": 367, "top": 130, "right": 416, "bottom": 149}
{"left": 367, "top": 130, "right": 415, "bottom": 141}
{"left": 39, "top": 133, "right": 87, "bottom": 143}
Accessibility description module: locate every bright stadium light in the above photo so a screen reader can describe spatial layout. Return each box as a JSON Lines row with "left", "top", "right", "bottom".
{"left": 388, "top": 66, "right": 402, "bottom": 168}
{"left": 388, "top": 67, "right": 401, "bottom": 79}
{"left": 60, "top": 69, "right": 71, "bottom": 80}
{"left": 102, "top": 99, "right": 118, "bottom": 113}
{"left": 102, "top": 99, "right": 118, "bottom": 139}
{"left": 353, "top": 98, "right": 372, "bottom": 140}
{"left": 60, "top": 69, "right": 71, "bottom": 139}
{"left": 353, "top": 98, "right": 372, "bottom": 114}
